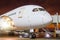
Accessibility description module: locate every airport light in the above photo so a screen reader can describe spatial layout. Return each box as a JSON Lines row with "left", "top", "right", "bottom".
{"left": 0, "top": 16, "right": 14, "bottom": 31}
{"left": 45, "top": 33, "right": 51, "bottom": 38}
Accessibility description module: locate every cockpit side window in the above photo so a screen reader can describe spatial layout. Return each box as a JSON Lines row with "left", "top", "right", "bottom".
{"left": 32, "top": 8, "right": 45, "bottom": 12}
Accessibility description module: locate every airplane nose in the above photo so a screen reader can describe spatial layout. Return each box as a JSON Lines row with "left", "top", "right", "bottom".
{"left": 42, "top": 13, "right": 52, "bottom": 25}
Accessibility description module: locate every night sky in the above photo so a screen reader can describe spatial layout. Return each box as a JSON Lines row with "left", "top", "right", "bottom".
{"left": 0, "top": 0, "right": 60, "bottom": 15}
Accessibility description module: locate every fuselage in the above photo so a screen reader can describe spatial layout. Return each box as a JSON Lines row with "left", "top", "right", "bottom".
{"left": 0, "top": 5, "right": 52, "bottom": 30}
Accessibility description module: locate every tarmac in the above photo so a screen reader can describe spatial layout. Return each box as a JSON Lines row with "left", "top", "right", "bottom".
{"left": 0, "top": 37, "right": 57, "bottom": 40}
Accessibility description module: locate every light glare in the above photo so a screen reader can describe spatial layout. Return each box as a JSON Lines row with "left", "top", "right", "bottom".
{"left": 45, "top": 33, "right": 50, "bottom": 38}
{"left": 0, "top": 16, "right": 14, "bottom": 31}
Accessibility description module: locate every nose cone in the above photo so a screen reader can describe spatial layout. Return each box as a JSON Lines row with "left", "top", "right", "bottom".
{"left": 40, "top": 11, "right": 52, "bottom": 25}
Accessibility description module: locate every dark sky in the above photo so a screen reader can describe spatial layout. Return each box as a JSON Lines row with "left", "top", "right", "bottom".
{"left": 0, "top": 0, "right": 60, "bottom": 15}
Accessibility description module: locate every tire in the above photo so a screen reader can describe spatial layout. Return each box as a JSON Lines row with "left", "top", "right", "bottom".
{"left": 29, "top": 33, "right": 36, "bottom": 39}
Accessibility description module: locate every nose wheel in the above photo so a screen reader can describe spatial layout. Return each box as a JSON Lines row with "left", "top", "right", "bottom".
{"left": 29, "top": 33, "right": 36, "bottom": 39}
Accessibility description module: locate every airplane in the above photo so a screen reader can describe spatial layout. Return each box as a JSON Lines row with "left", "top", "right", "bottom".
{"left": 0, "top": 5, "right": 52, "bottom": 32}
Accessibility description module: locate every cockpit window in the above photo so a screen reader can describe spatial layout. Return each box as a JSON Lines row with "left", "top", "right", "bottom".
{"left": 39, "top": 8, "right": 45, "bottom": 11}
{"left": 32, "top": 8, "right": 39, "bottom": 12}
{"left": 32, "top": 8, "right": 45, "bottom": 12}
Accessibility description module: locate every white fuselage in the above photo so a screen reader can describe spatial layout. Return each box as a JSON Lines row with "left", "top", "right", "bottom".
{"left": 0, "top": 5, "right": 52, "bottom": 30}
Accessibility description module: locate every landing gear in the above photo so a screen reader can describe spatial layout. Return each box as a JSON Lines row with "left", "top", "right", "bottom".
{"left": 29, "top": 33, "right": 36, "bottom": 39}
